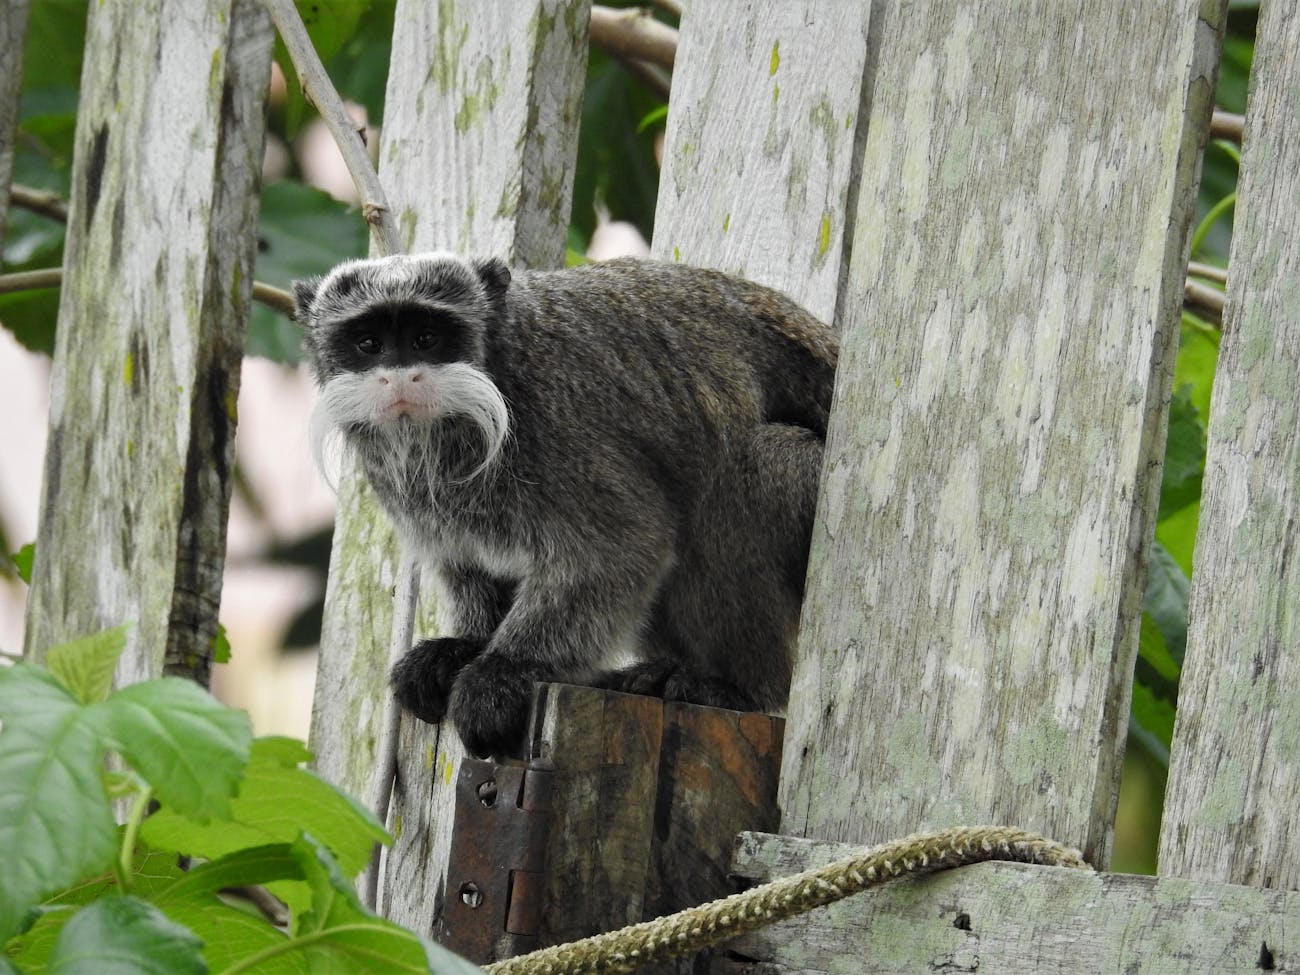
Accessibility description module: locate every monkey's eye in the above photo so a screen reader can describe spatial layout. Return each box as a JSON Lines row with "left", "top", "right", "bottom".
{"left": 356, "top": 335, "right": 382, "bottom": 355}
{"left": 411, "top": 331, "right": 440, "bottom": 352}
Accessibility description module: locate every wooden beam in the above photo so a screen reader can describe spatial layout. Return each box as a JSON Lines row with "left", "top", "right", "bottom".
{"left": 722, "top": 831, "right": 1300, "bottom": 974}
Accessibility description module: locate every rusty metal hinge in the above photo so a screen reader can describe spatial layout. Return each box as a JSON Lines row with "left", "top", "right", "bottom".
{"left": 434, "top": 757, "right": 554, "bottom": 964}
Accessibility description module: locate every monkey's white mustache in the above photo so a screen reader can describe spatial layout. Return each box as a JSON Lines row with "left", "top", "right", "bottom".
{"left": 309, "top": 363, "right": 510, "bottom": 489}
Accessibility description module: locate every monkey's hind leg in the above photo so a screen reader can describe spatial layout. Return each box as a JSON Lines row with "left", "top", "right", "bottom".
{"left": 593, "top": 657, "right": 762, "bottom": 711}
{"left": 652, "top": 422, "right": 823, "bottom": 713}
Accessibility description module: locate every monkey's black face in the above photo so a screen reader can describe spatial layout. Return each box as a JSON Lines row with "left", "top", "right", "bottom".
{"left": 333, "top": 304, "right": 474, "bottom": 374}
{"left": 297, "top": 253, "right": 513, "bottom": 485}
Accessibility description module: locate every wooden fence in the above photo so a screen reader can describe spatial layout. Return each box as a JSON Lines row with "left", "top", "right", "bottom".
{"left": 9, "top": 0, "right": 1300, "bottom": 971}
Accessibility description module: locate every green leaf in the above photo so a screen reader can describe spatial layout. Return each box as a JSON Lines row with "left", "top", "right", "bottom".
{"left": 1174, "top": 314, "right": 1221, "bottom": 441}
{"left": 274, "top": 1, "right": 374, "bottom": 136}
{"left": 571, "top": 50, "right": 665, "bottom": 245}
{"left": 141, "top": 738, "right": 388, "bottom": 918}
{"left": 142, "top": 737, "right": 387, "bottom": 869}
{"left": 212, "top": 624, "right": 232, "bottom": 665}
{"left": 128, "top": 846, "right": 303, "bottom": 974}
{"left": 45, "top": 624, "right": 131, "bottom": 705}
{"left": 5, "top": 844, "right": 187, "bottom": 972}
{"left": 0, "top": 667, "right": 117, "bottom": 940}
{"left": 1155, "top": 499, "right": 1200, "bottom": 579}
{"left": 248, "top": 181, "right": 369, "bottom": 363}
{"left": 1159, "top": 385, "right": 1205, "bottom": 518}
{"left": 287, "top": 834, "right": 439, "bottom": 974}
{"left": 159, "top": 845, "right": 305, "bottom": 901}
{"left": 22, "top": 0, "right": 88, "bottom": 92}
{"left": 45, "top": 897, "right": 206, "bottom": 975}
{"left": 11, "top": 543, "right": 34, "bottom": 584}
{"left": 99, "top": 679, "right": 252, "bottom": 822}
{"left": 1142, "top": 542, "right": 1190, "bottom": 670}
{"left": 1130, "top": 681, "right": 1176, "bottom": 760}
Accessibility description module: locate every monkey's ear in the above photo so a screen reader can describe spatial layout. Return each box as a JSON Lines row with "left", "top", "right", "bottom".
{"left": 472, "top": 258, "right": 511, "bottom": 302}
{"left": 292, "top": 277, "right": 322, "bottom": 323}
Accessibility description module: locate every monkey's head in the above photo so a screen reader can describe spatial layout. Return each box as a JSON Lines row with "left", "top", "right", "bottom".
{"left": 293, "top": 253, "right": 512, "bottom": 485}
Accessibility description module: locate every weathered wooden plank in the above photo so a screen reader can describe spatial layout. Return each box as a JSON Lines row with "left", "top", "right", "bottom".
{"left": 1159, "top": 3, "right": 1300, "bottom": 890}
{"left": 308, "top": 0, "right": 591, "bottom": 800}
{"left": 22, "top": 0, "right": 272, "bottom": 684}
{"left": 722, "top": 831, "right": 1300, "bottom": 975}
{"left": 651, "top": 0, "right": 871, "bottom": 322}
{"left": 302, "top": 0, "right": 590, "bottom": 927}
{"left": 648, "top": 707, "right": 784, "bottom": 920}
{"left": 384, "top": 684, "right": 663, "bottom": 957}
{"left": 535, "top": 685, "right": 664, "bottom": 948}
{"left": 648, "top": 706, "right": 784, "bottom": 975}
{"left": 778, "top": 2, "right": 1226, "bottom": 866}
{"left": 0, "top": 0, "right": 29, "bottom": 245}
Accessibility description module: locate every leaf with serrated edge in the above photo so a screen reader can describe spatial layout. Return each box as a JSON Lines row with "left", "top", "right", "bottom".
{"left": 142, "top": 737, "right": 388, "bottom": 877}
{"left": 5, "top": 844, "right": 188, "bottom": 972}
{"left": 0, "top": 667, "right": 117, "bottom": 940}
{"left": 149, "top": 845, "right": 304, "bottom": 973}
{"left": 100, "top": 677, "right": 251, "bottom": 822}
{"left": 45, "top": 897, "right": 205, "bottom": 975}
{"left": 289, "top": 834, "right": 439, "bottom": 973}
{"left": 45, "top": 624, "right": 131, "bottom": 705}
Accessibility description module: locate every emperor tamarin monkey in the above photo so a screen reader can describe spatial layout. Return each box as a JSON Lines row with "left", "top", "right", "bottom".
{"left": 294, "top": 254, "right": 838, "bottom": 758}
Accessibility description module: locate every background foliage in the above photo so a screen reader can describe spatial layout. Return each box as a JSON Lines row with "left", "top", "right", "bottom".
{"left": 1, "top": 0, "right": 1262, "bottom": 876}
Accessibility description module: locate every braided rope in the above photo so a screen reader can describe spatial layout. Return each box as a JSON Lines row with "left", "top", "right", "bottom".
{"left": 486, "top": 825, "right": 1090, "bottom": 975}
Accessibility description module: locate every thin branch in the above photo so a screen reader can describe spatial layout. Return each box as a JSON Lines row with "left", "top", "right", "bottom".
{"left": 0, "top": 268, "right": 62, "bottom": 293}
{"left": 10, "top": 183, "right": 69, "bottom": 222}
{"left": 0, "top": 267, "right": 297, "bottom": 319}
{"left": 1184, "top": 278, "right": 1224, "bottom": 328}
{"left": 253, "top": 281, "right": 296, "bottom": 318}
{"left": 1188, "top": 260, "right": 1228, "bottom": 285}
{"left": 1210, "top": 109, "right": 1244, "bottom": 143}
{"left": 590, "top": 4, "right": 677, "bottom": 72}
{"left": 261, "top": 0, "right": 402, "bottom": 256}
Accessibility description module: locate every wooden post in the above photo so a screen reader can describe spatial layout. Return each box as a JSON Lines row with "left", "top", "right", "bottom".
{"left": 778, "top": 0, "right": 1226, "bottom": 868}
{"left": 297, "top": 0, "right": 593, "bottom": 940}
{"left": 0, "top": 0, "right": 29, "bottom": 245}
{"left": 22, "top": 0, "right": 272, "bottom": 685}
{"left": 1159, "top": 4, "right": 1300, "bottom": 890}
{"left": 639, "top": 6, "right": 870, "bottom": 969}
{"left": 652, "top": 0, "right": 871, "bottom": 324}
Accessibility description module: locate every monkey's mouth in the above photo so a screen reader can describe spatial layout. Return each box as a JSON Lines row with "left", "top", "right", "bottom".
{"left": 378, "top": 398, "right": 435, "bottom": 422}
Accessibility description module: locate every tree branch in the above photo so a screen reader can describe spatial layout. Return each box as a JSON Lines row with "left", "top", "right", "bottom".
{"left": 9, "top": 183, "right": 69, "bottom": 222}
{"left": 1210, "top": 109, "right": 1244, "bottom": 143}
{"left": 589, "top": 4, "right": 677, "bottom": 72}
{"left": 1187, "top": 261, "right": 1228, "bottom": 286}
{"left": 0, "top": 267, "right": 296, "bottom": 318}
{"left": 1184, "top": 278, "right": 1225, "bottom": 329}
{"left": 261, "top": 0, "right": 402, "bottom": 256}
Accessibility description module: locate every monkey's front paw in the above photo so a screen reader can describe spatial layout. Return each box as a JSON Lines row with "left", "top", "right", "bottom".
{"left": 391, "top": 637, "right": 486, "bottom": 724}
{"left": 448, "top": 655, "right": 545, "bottom": 758}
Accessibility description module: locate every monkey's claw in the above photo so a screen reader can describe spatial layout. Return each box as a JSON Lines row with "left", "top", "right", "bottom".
{"left": 390, "top": 637, "right": 485, "bottom": 724}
